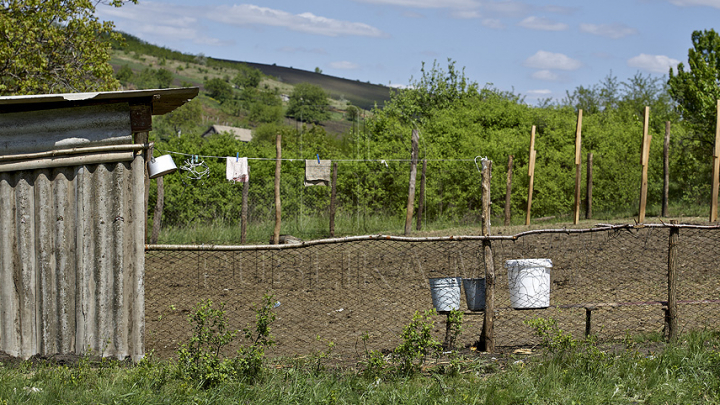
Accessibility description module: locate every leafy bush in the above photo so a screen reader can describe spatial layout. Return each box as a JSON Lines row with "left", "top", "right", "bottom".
{"left": 176, "top": 295, "right": 277, "bottom": 387}
{"left": 177, "top": 300, "right": 238, "bottom": 387}
{"left": 393, "top": 309, "right": 442, "bottom": 375}
{"left": 232, "top": 294, "right": 277, "bottom": 381}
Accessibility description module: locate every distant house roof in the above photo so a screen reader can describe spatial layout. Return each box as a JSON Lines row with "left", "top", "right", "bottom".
{"left": 202, "top": 125, "right": 253, "bottom": 142}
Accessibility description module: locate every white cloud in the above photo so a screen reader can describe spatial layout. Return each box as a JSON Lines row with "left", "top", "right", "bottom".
{"left": 353, "top": 0, "right": 480, "bottom": 8}
{"left": 524, "top": 51, "right": 582, "bottom": 70}
{"left": 482, "top": 1, "right": 533, "bottom": 17}
{"left": 668, "top": 0, "right": 720, "bottom": 8}
{"left": 330, "top": 61, "right": 360, "bottom": 70}
{"left": 580, "top": 23, "right": 637, "bottom": 39}
{"left": 527, "top": 89, "right": 552, "bottom": 95}
{"left": 531, "top": 70, "right": 560, "bottom": 81}
{"left": 518, "top": 16, "right": 568, "bottom": 31}
{"left": 482, "top": 18, "right": 505, "bottom": 29}
{"left": 451, "top": 9, "right": 482, "bottom": 18}
{"left": 97, "top": 2, "right": 226, "bottom": 46}
{"left": 207, "top": 4, "right": 386, "bottom": 37}
{"left": 627, "top": 54, "right": 680, "bottom": 74}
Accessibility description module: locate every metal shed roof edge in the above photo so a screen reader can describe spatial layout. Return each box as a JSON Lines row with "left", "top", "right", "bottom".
{"left": 0, "top": 87, "right": 199, "bottom": 116}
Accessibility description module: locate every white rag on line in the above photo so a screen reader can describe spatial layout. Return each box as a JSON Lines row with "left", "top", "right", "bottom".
{"left": 226, "top": 157, "right": 249, "bottom": 182}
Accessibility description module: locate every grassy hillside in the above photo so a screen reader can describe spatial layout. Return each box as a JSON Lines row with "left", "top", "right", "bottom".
{"left": 111, "top": 33, "right": 390, "bottom": 110}
{"left": 214, "top": 59, "right": 391, "bottom": 110}
{"left": 110, "top": 33, "right": 382, "bottom": 136}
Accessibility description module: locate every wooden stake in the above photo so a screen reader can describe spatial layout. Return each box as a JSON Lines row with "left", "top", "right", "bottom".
{"left": 404, "top": 129, "right": 419, "bottom": 235}
{"left": 504, "top": 155, "right": 513, "bottom": 227}
{"left": 711, "top": 101, "right": 720, "bottom": 222}
{"left": 526, "top": 126, "right": 536, "bottom": 226}
{"left": 639, "top": 106, "right": 650, "bottom": 223}
{"left": 241, "top": 166, "right": 250, "bottom": 244}
{"left": 667, "top": 220, "right": 679, "bottom": 342}
{"left": 586, "top": 152, "right": 593, "bottom": 220}
{"left": 480, "top": 159, "right": 495, "bottom": 353}
{"left": 150, "top": 176, "right": 164, "bottom": 244}
{"left": 329, "top": 162, "right": 338, "bottom": 237}
{"left": 663, "top": 122, "right": 670, "bottom": 218}
{"left": 273, "top": 134, "right": 282, "bottom": 245}
{"left": 416, "top": 159, "right": 427, "bottom": 231}
{"left": 574, "top": 110, "right": 583, "bottom": 225}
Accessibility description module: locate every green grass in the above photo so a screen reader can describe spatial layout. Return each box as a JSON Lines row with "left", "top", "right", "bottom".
{"left": 152, "top": 200, "right": 715, "bottom": 245}
{"left": 155, "top": 212, "right": 410, "bottom": 245}
{"left": 3, "top": 330, "right": 720, "bottom": 404}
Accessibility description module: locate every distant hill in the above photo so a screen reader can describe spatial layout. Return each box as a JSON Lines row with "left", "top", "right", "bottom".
{"left": 112, "top": 32, "right": 392, "bottom": 111}
{"left": 212, "top": 59, "right": 391, "bottom": 111}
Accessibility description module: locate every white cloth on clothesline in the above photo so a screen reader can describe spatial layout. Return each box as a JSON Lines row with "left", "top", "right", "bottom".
{"left": 305, "top": 159, "right": 331, "bottom": 186}
{"left": 226, "top": 157, "right": 249, "bottom": 182}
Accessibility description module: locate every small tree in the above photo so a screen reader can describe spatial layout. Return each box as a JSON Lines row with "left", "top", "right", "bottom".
{"left": 286, "top": 82, "right": 330, "bottom": 124}
{"left": 155, "top": 68, "right": 174, "bottom": 89}
{"left": 205, "top": 78, "right": 233, "bottom": 102}
{"left": 233, "top": 64, "right": 262, "bottom": 89}
{"left": 116, "top": 65, "right": 134, "bottom": 86}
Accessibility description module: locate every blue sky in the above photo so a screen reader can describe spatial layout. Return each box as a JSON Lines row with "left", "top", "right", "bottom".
{"left": 98, "top": 0, "right": 720, "bottom": 105}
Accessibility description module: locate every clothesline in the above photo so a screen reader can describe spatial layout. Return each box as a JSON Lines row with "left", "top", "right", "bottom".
{"left": 157, "top": 149, "right": 480, "bottom": 163}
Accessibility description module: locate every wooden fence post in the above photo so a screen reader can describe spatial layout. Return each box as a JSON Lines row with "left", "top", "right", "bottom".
{"left": 329, "top": 162, "right": 338, "bottom": 237}
{"left": 273, "top": 134, "right": 282, "bottom": 245}
{"left": 405, "top": 129, "right": 419, "bottom": 235}
{"left": 504, "top": 155, "right": 513, "bottom": 227}
{"left": 667, "top": 220, "right": 679, "bottom": 342}
{"left": 416, "top": 159, "right": 426, "bottom": 231}
{"left": 586, "top": 152, "right": 593, "bottom": 220}
{"left": 241, "top": 166, "right": 250, "bottom": 244}
{"left": 574, "top": 110, "right": 583, "bottom": 225}
{"left": 711, "top": 101, "right": 720, "bottom": 222}
{"left": 481, "top": 159, "right": 495, "bottom": 352}
{"left": 663, "top": 122, "right": 670, "bottom": 218}
{"left": 150, "top": 176, "right": 164, "bottom": 244}
{"left": 526, "top": 126, "right": 536, "bottom": 226}
{"left": 639, "top": 106, "right": 651, "bottom": 223}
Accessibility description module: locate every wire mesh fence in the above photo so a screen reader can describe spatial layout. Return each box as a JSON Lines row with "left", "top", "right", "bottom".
{"left": 145, "top": 224, "right": 720, "bottom": 362}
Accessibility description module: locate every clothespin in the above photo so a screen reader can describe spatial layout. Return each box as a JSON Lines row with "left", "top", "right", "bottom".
{"left": 236, "top": 152, "right": 239, "bottom": 162}
{"left": 316, "top": 154, "right": 320, "bottom": 164}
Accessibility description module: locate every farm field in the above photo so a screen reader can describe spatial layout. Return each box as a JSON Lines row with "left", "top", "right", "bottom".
{"left": 145, "top": 219, "right": 720, "bottom": 363}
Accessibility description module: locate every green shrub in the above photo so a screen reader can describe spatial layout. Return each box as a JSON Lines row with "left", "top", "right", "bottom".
{"left": 177, "top": 299, "right": 238, "bottom": 387}
{"left": 393, "top": 309, "right": 442, "bottom": 375}
{"left": 232, "top": 294, "right": 277, "bottom": 381}
{"left": 177, "top": 294, "right": 276, "bottom": 387}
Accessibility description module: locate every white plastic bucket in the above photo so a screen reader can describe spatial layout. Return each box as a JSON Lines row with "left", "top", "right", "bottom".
{"left": 462, "top": 278, "right": 486, "bottom": 311}
{"left": 506, "top": 259, "right": 552, "bottom": 309}
{"left": 429, "top": 277, "right": 461, "bottom": 312}
{"left": 148, "top": 154, "right": 177, "bottom": 179}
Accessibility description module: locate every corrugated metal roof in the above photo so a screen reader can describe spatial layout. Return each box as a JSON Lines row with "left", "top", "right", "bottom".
{"left": 0, "top": 87, "right": 199, "bottom": 115}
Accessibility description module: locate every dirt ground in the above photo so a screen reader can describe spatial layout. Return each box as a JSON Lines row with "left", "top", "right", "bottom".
{"left": 144, "top": 222, "right": 720, "bottom": 364}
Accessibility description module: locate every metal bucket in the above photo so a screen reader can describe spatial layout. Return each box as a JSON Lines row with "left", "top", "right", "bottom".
{"left": 429, "top": 277, "right": 461, "bottom": 312}
{"left": 462, "top": 278, "right": 486, "bottom": 311}
{"left": 506, "top": 259, "right": 552, "bottom": 309}
{"left": 148, "top": 154, "right": 177, "bottom": 179}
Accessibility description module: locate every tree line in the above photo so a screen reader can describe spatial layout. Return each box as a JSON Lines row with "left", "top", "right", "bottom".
{"left": 3, "top": 0, "right": 720, "bottom": 228}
